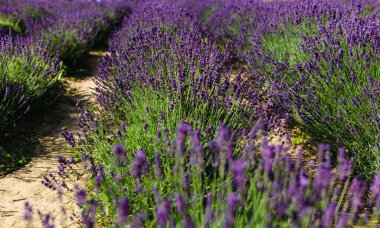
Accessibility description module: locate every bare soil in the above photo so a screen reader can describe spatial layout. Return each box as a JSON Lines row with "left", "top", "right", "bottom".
{"left": 0, "top": 51, "right": 105, "bottom": 227}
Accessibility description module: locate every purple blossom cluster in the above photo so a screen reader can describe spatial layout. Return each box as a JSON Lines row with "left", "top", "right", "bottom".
{"left": 82, "top": 1, "right": 268, "bottom": 144}
{"left": 197, "top": 0, "right": 377, "bottom": 61}
{"left": 110, "top": 0, "right": 196, "bottom": 50}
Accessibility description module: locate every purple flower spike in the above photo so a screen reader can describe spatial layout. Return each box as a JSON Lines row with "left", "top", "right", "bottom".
{"left": 23, "top": 202, "right": 33, "bottom": 222}
{"left": 156, "top": 199, "right": 171, "bottom": 226}
{"left": 204, "top": 193, "right": 214, "bottom": 225}
{"left": 370, "top": 174, "right": 380, "bottom": 207}
{"left": 232, "top": 159, "right": 246, "bottom": 188}
{"left": 113, "top": 144, "right": 126, "bottom": 158}
{"left": 176, "top": 122, "right": 191, "bottom": 157}
{"left": 320, "top": 202, "right": 336, "bottom": 227}
{"left": 61, "top": 128, "right": 75, "bottom": 148}
{"left": 76, "top": 189, "right": 87, "bottom": 207}
{"left": 174, "top": 193, "right": 186, "bottom": 215}
{"left": 225, "top": 194, "right": 239, "bottom": 227}
{"left": 116, "top": 197, "right": 130, "bottom": 224}
{"left": 132, "top": 149, "right": 149, "bottom": 179}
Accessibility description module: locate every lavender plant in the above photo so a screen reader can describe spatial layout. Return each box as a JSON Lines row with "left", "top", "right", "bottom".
{"left": 0, "top": 3, "right": 25, "bottom": 34}
{"left": 0, "top": 0, "right": 52, "bottom": 34}
{"left": 284, "top": 13, "right": 380, "bottom": 179}
{"left": 0, "top": 35, "right": 62, "bottom": 129}
{"left": 58, "top": 4, "right": 265, "bottom": 223}
{"left": 0, "top": 35, "right": 62, "bottom": 97}
{"left": 199, "top": 0, "right": 380, "bottom": 178}
{"left": 78, "top": 0, "right": 268, "bottom": 148}
{"left": 69, "top": 24, "right": 264, "bottom": 188}
{"left": 57, "top": 122, "right": 380, "bottom": 227}
{"left": 0, "top": 34, "right": 62, "bottom": 172}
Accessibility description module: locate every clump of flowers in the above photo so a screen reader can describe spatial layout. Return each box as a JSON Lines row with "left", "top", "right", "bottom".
{"left": 196, "top": 0, "right": 380, "bottom": 179}
{"left": 286, "top": 11, "right": 380, "bottom": 179}
{"left": 0, "top": 34, "right": 62, "bottom": 131}
{"left": 95, "top": 24, "right": 260, "bottom": 133}
{"left": 73, "top": 3, "right": 268, "bottom": 171}
{"left": 68, "top": 121, "right": 380, "bottom": 227}
{"left": 238, "top": 1, "right": 380, "bottom": 179}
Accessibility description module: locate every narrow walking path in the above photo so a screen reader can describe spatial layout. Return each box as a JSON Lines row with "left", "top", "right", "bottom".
{"left": 0, "top": 51, "right": 104, "bottom": 227}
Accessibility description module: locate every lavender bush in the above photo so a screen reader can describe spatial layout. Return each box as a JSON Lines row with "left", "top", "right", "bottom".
{"left": 199, "top": 0, "right": 376, "bottom": 63}
{"left": 69, "top": 26, "right": 265, "bottom": 192}
{"left": 0, "top": 34, "right": 62, "bottom": 129}
{"left": 228, "top": 0, "right": 380, "bottom": 179}
{"left": 195, "top": 0, "right": 380, "bottom": 178}
{"left": 58, "top": 3, "right": 266, "bottom": 224}
{"left": 36, "top": 1, "right": 131, "bottom": 66}
{"left": 55, "top": 121, "right": 380, "bottom": 227}
{"left": 0, "top": 34, "right": 62, "bottom": 172}
{"left": 82, "top": 1, "right": 267, "bottom": 153}
{"left": 284, "top": 12, "right": 380, "bottom": 179}
{"left": 0, "top": 0, "right": 52, "bottom": 34}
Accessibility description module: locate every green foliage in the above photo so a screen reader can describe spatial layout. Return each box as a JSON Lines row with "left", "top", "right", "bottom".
{"left": 0, "top": 16, "right": 24, "bottom": 33}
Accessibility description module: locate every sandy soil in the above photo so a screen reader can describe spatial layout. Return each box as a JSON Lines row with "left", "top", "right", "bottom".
{"left": 0, "top": 51, "right": 105, "bottom": 227}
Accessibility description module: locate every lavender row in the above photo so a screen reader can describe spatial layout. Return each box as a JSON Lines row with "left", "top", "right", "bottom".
{"left": 52, "top": 0, "right": 380, "bottom": 226}
{"left": 0, "top": 0, "right": 132, "bottom": 65}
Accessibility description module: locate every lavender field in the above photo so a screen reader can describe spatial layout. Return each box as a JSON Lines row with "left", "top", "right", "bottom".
{"left": 0, "top": 0, "right": 379, "bottom": 227}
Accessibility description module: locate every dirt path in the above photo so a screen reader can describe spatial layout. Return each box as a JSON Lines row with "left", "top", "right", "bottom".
{"left": 0, "top": 51, "right": 104, "bottom": 227}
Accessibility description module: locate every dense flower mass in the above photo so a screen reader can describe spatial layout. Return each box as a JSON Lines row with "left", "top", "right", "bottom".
{"left": 286, "top": 13, "right": 380, "bottom": 178}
